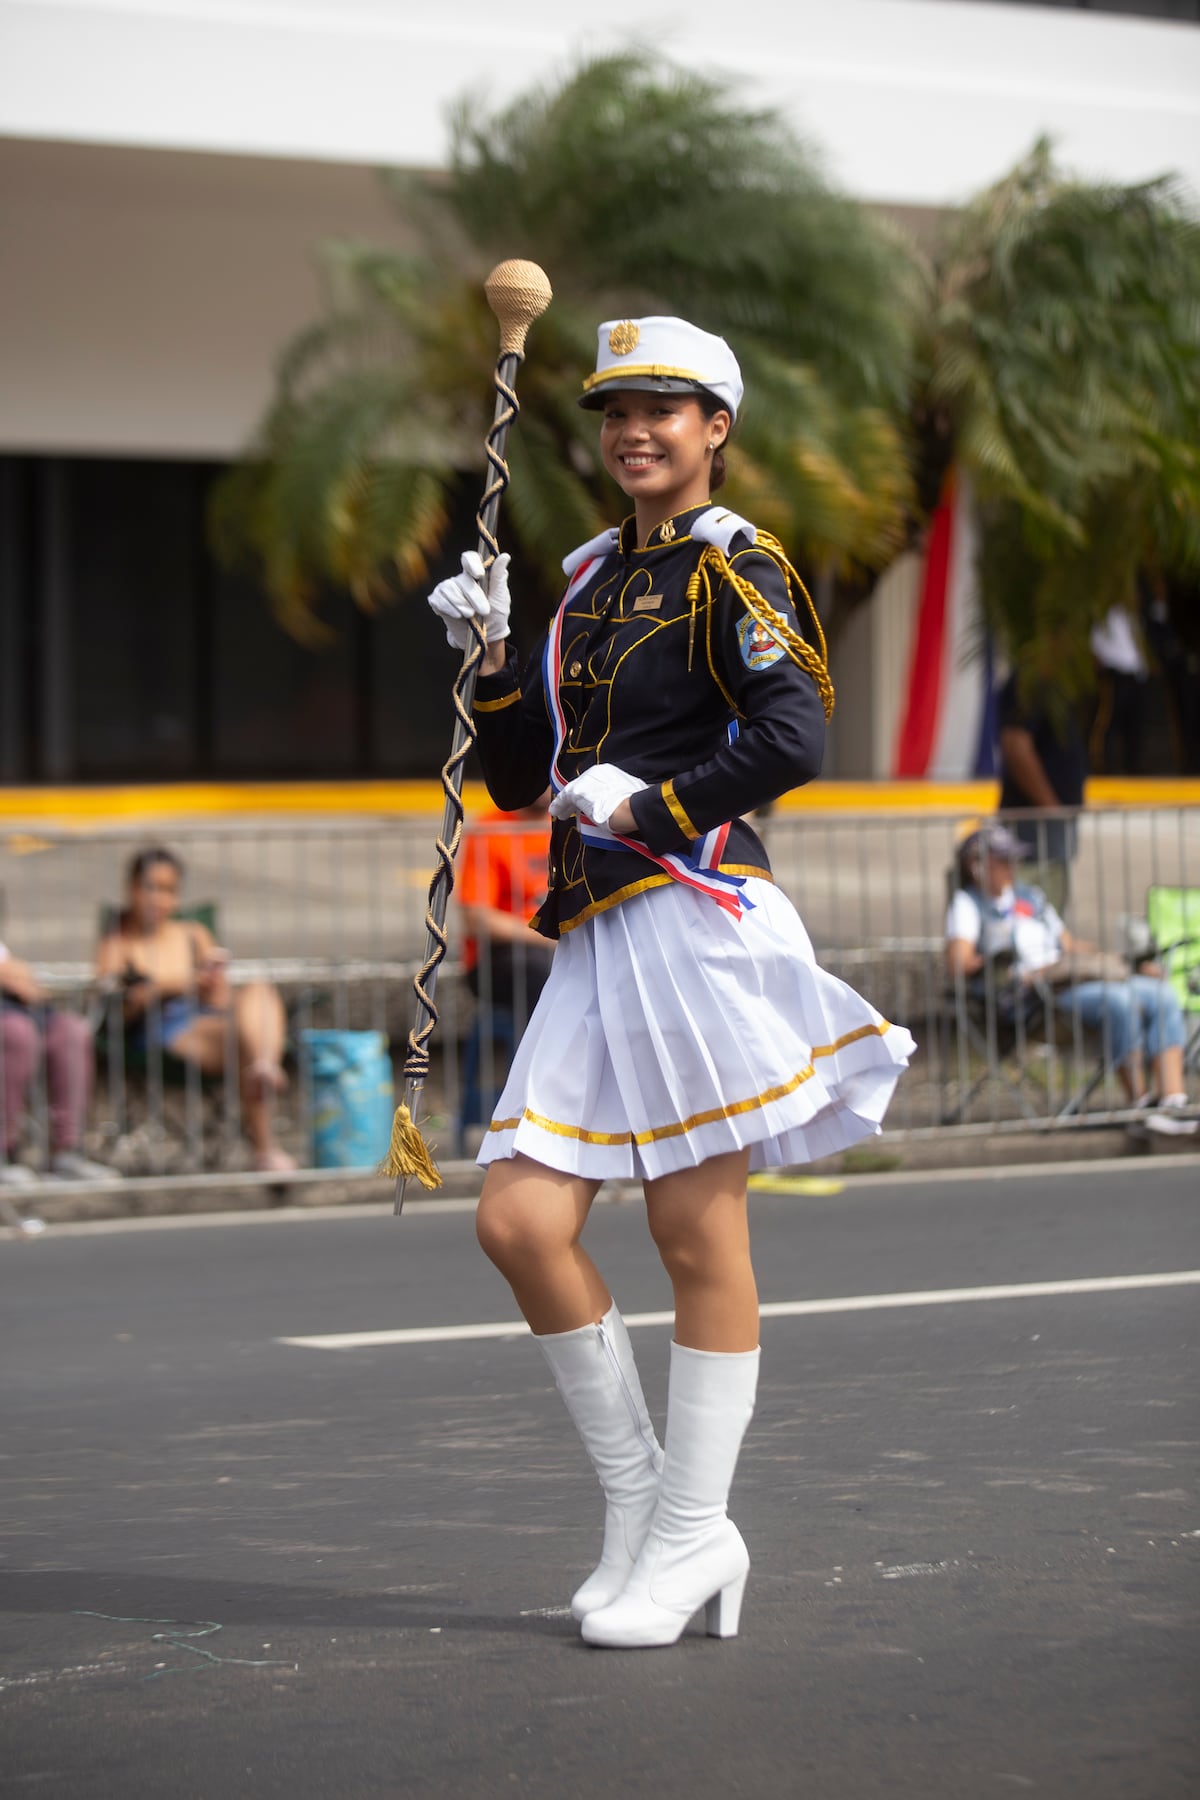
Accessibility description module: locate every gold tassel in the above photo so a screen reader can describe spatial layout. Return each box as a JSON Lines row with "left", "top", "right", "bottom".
{"left": 378, "top": 1103, "right": 443, "bottom": 1190}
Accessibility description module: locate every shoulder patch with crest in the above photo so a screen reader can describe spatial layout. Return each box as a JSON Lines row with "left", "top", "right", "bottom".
{"left": 736, "top": 611, "right": 786, "bottom": 670}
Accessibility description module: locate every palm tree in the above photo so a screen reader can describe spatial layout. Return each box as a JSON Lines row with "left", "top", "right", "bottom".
{"left": 918, "top": 139, "right": 1200, "bottom": 699}
{"left": 212, "top": 54, "right": 918, "bottom": 642}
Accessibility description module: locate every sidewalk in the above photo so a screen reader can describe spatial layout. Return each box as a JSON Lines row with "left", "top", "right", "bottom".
{"left": 8, "top": 1126, "right": 1197, "bottom": 1231}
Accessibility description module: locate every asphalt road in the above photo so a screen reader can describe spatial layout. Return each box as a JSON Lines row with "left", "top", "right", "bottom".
{"left": 2, "top": 1161, "right": 1198, "bottom": 1800}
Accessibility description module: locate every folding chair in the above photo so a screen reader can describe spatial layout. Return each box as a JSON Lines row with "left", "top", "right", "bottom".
{"left": 92, "top": 901, "right": 233, "bottom": 1173}
{"left": 941, "top": 864, "right": 1111, "bottom": 1126}
{"left": 940, "top": 953, "right": 1049, "bottom": 1124}
{"left": 940, "top": 959, "right": 1111, "bottom": 1125}
{"left": 1145, "top": 886, "right": 1200, "bottom": 1073}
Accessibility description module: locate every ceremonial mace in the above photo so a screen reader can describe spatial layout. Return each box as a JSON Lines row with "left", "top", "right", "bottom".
{"left": 382, "top": 259, "right": 553, "bottom": 1214}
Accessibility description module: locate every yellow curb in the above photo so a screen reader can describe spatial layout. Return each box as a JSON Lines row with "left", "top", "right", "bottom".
{"left": 0, "top": 776, "right": 1196, "bottom": 828}
{"left": 747, "top": 1175, "right": 847, "bottom": 1195}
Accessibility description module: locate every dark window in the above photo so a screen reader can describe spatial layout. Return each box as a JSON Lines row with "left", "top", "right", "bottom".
{"left": 65, "top": 459, "right": 203, "bottom": 779}
{"left": 0, "top": 453, "right": 496, "bottom": 783}
{"left": 208, "top": 563, "right": 360, "bottom": 777}
{"left": 0, "top": 461, "right": 34, "bottom": 784}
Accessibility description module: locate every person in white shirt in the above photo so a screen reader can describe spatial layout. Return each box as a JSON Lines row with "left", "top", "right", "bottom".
{"left": 1089, "top": 603, "right": 1149, "bottom": 775}
{"left": 945, "top": 825, "right": 1195, "bottom": 1135}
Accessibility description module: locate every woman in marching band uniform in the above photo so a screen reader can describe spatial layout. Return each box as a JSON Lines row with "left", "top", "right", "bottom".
{"left": 428, "top": 317, "right": 914, "bottom": 1649}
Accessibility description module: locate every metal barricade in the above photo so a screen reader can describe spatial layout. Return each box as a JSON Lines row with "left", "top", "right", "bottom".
{"left": 0, "top": 820, "right": 425, "bottom": 1186}
{"left": 0, "top": 802, "right": 1196, "bottom": 1192}
{"left": 758, "top": 802, "right": 1199, "bottom": 1138}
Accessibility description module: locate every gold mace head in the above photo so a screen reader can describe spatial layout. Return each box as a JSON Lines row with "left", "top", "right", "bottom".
{"left": 485, "top": 259, "right": 553, "bottom": 355}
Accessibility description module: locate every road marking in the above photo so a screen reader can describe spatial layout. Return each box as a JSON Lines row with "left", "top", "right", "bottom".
{"left": 277, "top": 1269, "right": 1200, "bottom": 1350}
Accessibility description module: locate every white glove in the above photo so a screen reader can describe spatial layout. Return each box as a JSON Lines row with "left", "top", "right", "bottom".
{"left": 427, "top": 551, "right": 511, "bottom": 651}
{"left": 549, "top": 764, "right": 648, "bottom": 829}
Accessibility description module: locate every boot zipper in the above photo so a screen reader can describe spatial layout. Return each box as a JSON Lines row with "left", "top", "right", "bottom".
{"left": 596, "top": 1317, "right": 660, "bottom": 1466}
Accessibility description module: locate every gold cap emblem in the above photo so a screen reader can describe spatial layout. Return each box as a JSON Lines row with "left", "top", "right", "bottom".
{"left": 608, "top": 321, "right": 640, "bottom": 356}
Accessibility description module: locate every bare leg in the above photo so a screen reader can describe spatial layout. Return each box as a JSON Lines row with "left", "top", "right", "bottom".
{"left": 475, "top": 1152, "right": 608, "bottom": 1334}
{"left": 644, "top": 1149, "right": 758, "bottom": 1353}
{"left": 233, "top": 983, "right": 289, "bottom": 1159}
{"left": 168, "top": 996, "right": 288, "bottom": 1162}
{"left": 42, "top": 1011, "right": 94, "bottom": 1151}
{"left": 234, "top": 982, "right": 287, "bottom": 1071}
{"left": 1154, "top": 1045, "right": 1188, "bottom": 1098}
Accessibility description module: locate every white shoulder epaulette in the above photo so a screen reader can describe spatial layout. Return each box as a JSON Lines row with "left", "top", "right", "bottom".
{"left": 561, "top": 528, "right": 620, "bottom": 578}
{"left": 691, "top": 507, "right": 757, "bottom": 555}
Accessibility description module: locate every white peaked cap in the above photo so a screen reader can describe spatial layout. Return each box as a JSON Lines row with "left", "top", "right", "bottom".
{"left": 578, "top": 316, "right": 743, "bottom": 420}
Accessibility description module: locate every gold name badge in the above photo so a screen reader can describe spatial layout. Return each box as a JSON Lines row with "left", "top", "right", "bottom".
{"left": 632, "top": 592, "right": 665, "bottom": 612}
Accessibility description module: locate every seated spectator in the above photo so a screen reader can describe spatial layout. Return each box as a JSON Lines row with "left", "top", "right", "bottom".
{"left": 0, "top": 939, "right": 113, "bottom": 1184}
{"left": 95, "top": 847, "right": 296, "bottom": 1173}
{"left": 458, "top": 797, "right": 555, "bottom": 1029}
{"left": 945, "top": 824, "right": 1196, "bottom": 1136}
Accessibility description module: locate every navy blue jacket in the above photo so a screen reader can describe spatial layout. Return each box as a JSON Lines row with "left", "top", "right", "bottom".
{"left": 471, "top": 501, "right": 827, "bottom": 938}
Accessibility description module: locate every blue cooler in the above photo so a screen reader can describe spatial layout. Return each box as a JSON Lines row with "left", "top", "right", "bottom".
{"left": 301, "top": 1029, "right": 395, "bottom": 1169}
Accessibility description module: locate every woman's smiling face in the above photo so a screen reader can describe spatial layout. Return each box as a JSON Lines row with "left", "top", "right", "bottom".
{"left": 598, "top": 391, "right": 729, "bottom": 518}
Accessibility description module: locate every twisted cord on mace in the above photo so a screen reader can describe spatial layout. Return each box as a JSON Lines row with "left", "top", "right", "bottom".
{"left": 384, "top": 260, "right": 553, "bottom": 1214}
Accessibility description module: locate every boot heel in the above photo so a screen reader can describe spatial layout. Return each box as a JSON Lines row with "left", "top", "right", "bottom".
{"left": 704, "top": 1569, "right": 748, "bottom": 1639}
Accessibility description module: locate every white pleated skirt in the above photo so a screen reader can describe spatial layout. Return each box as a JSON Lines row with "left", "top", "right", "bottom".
{"left": 477, "top": 878, "right": 915, "bottom": 1182}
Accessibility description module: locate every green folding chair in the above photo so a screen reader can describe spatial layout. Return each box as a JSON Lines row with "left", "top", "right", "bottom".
{"left": 1145, "top": 886, "right": 1200, "bottom": 1073}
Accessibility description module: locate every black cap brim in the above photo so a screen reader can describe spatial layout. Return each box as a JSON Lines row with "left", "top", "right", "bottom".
{"left": 578, "top": 376, "right": 713, "bottom": 411}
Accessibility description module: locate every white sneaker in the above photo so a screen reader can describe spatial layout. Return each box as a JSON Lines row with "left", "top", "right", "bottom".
{"left": 0, "top": 1161, "right": 39, "bottom": 1188}
{"left": 49, "top": 1149, "right": 120, "bottom": 1181}
{"left": 1143, "top": 1100, "right": 1199, "bottom": 1137}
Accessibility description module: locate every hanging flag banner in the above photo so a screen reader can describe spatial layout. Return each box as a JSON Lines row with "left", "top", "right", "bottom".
{"left": 892, "top": 468, "right": 995, "bottom": 780}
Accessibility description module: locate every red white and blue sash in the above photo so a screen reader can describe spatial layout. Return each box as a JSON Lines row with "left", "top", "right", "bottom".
{"left": 543, "top": 568, "right": 751, "bottom": 922}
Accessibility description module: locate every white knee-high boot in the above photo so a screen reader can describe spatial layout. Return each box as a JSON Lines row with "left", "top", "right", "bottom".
{"left": 535, "top": 1303, "right": 664, "bottom": 1620}
{"left": 581, "top": 1340, "right": 759, "bottom": 1649}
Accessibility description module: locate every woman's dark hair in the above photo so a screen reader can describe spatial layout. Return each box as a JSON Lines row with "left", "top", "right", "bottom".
{"left": 955, "top": 831, "right": 993, "bottom": 893}
{"left": 696, "top": 389, "right": 732, "bottom": 492}
{"left": 956, "top": 840, "right": 979, "bottom": 893}
{"left": 127, "top": 846, "right": 185, "bottom": 889}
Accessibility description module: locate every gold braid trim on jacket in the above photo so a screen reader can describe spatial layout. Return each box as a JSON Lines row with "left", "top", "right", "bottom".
{"left": 685, "top": 533, "right": 836, "bottom": 721}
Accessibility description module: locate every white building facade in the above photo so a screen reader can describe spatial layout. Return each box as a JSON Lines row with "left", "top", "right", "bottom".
{"left": 1, "top": 0, "right": 1197, "bottom": 781}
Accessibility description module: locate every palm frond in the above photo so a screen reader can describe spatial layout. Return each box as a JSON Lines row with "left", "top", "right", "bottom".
{"left": 920, "top": 138, "right": 1200, "bottom": 687}
{"left": 216, "top": 51, "right": 921, "bottom": 639}
{"left": 217, "top": 56, "right": 1197, "bottom": 683}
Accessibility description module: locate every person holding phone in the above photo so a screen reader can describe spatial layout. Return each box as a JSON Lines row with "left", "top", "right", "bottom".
{"left": 95, "top": 847, "right": 295, "bottom": 1172}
